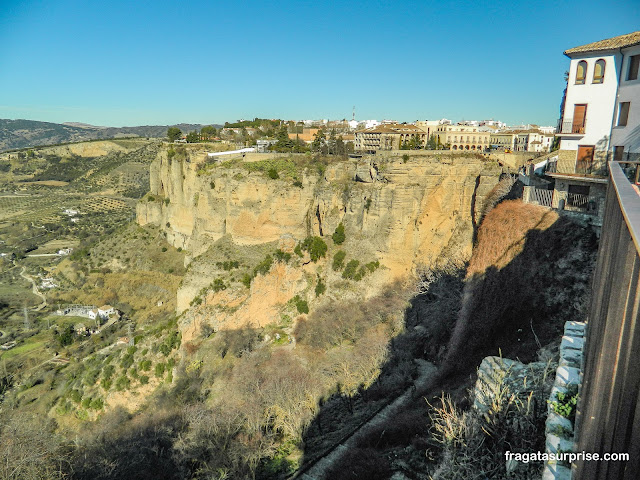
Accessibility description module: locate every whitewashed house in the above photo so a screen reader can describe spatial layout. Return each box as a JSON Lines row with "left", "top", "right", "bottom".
{"left": 546, "top": 31, "right": 640, "bottom": 218}
{"left": 98, "top": 305, "right": 115, "bottom": 320}
{"left": 556, "top": 30, "right": 640, "bottom": 171}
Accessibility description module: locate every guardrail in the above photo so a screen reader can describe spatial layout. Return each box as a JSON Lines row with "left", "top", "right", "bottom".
{"left": 574, "top": 160, "right": 640, "bottom": 479}
{"left": 556, "top": 118, "right": 586, "bottom": 135}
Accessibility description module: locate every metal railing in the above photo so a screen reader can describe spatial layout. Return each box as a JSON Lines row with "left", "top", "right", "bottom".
{"left": 533, "top": 188, "right": 554, "bottom": 207}
{"left": 556, "top": 117, "right": 586, "bottom": 134}
{"left": 566, "top": 192, "right": 599, "bottom": 214}
{"left": 574, "top": 160, "right": 640, "bottom": 479}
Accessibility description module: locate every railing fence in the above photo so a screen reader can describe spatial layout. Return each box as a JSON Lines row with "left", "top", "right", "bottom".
{"left": 574, "top": 161, "right": 640, "bottom": 479}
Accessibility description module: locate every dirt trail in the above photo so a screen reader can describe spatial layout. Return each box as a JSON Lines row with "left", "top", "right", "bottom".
{"left": 296, "top": 360, "right": 438, "bottom": 480}
{"left": 18, "top": 265, "right": 47, "bottom": 311}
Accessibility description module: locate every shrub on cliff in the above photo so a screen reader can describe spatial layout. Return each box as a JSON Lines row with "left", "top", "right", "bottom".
{"left": 332, "top": 250, "right": 346, "bottom": 270}
{"left": 299, "top": 236, "right": 327, "bottom": 262}
{"left": 342, "top": 259, "right": 360, "bottom": 279}
{"left": 292, "top": 295, "right": 309, "bottom": 314}
{"left": 254, "top": 254, "right": 274, "bottom": 276}
{"left": 332, "top": 223, "right": 346, "bottom": 245}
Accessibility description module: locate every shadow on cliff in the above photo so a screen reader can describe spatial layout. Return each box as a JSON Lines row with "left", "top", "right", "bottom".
{"left": 296, "top": 201, "right": 599, "bottom": 479}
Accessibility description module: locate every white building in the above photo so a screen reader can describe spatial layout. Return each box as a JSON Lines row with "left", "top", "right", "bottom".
{"left": 557, "top": 31, "right": 640, "bottom": 170}
{"left": 98, "top": 305, "right": 115, "bottom": 319}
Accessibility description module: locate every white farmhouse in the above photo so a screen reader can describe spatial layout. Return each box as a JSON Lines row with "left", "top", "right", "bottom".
{"left": 98, "top": 305, "right": 115, "bottom": 320}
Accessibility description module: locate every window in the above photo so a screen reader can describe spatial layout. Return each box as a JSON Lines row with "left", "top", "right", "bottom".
{"left": 614, "top": 146, "right": 625, "bottom": 161}
{"left": 628, "top": 55, "right": 640, "bottom": 81}
{"left": 576, "top": 61, "right": 587, "bottom": 84}
{"left": 572, "top": 104, "right": 587, "bottom": 133}
{"left": 593, "top": 59, "right": 605, "bottom": 83}
{"left": 568, "top": 184, "right": 590, "bottom": 196}
{"left": 618, "top": 102, "right": 630, "bottom": 126}
{"left": 576, "top": 145, "right": 595, "bottom": 174}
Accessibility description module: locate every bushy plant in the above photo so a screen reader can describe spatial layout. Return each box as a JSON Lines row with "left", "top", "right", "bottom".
{"left": 299, "top": 236, "right": 327, "bottom": 262}
{"left": 155, "top": 363, "right": 166, "bottom": 378}
{"left": 292, "top": 295, "right": 309, "bottom": 314}
{"left": 332, "top": 223, "right": 346, "bottom": 245}
{"left": 211, "top": 278, "right": 226, "bottom": 292}
{"left": 332, "top": 250, "right": 346, "bottom": 271}
{"left": 254, "top": 254, "right": 273, "bottom": 276}
{"left": 549, "top": 390, "right": 579, "bottom": 422}
{"left": 274, "top": 249, "right": 292, "bottom": 263}
{"left": 342, "top": 259, "right": 360, "bottom": 279}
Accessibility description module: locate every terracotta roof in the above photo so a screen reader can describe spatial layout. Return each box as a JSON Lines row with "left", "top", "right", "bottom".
{"left": 564, "top": 31, "right": 640, "bottom": 56}
{"left": 363, "top": 124, "right": 424, "bottom": 134}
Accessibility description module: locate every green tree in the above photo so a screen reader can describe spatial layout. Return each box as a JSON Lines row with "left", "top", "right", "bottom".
{"left": 200, "top": 125, "right": 216, "bottom": 140}
{"left": 273, "top": 125, "right": 294, "bottom": 152}
{"left": 332, "top": 223, "right": 346, "bottom": 245}
{"left": 167, "top": 127, "right": 182, "bottom": 142}
{"left": 327, "top": 129, "right": 338, "bottom": 155}
{"left": 336, "top": 135, "right": 347, "bottom": 156}
{"left": 407, "top": 134, "right": 424, "bottom": 150}
{"left": 186, "top": 131, "right": 200, "bottom": 143}
{"left": 332, "top": 250, "right": 346, "bottom": 271}
{"left": 311, "top": 130, "right": 327, "bottom": 154}
{"left": 300, "top": 236, "right": 327, "bottom": 262}
{"left": 427, "top": 134, "right": 437, "bottom": 150}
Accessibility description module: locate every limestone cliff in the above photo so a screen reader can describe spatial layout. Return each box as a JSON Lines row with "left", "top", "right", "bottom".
{"left": 137, "top": 147, "right": 502, "bottom": 329}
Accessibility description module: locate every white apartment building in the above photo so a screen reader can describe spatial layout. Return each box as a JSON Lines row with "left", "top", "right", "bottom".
{"left": 557, "top": 31, "right": 640, "bottom": 172}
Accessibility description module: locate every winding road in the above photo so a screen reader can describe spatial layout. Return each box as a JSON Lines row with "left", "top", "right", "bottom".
{"left": 18, "top": 264, "right": 47, "bottom": 311}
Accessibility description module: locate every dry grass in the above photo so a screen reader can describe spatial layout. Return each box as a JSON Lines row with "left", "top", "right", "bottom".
{"left": 429, "top": 361, "right": 553, "bottom": 479}
{"left": 468, "top": 200, "right": 558, "bottom": 276}
{"left": 443, "top": 199, "right": 597, "bottom": 373}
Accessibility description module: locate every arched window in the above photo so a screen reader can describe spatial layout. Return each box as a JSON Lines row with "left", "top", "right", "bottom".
{"left": 593, "top": 59, "right": 605, "bottom": 84}
{"left": 576, "top": 61, "right": 587, "bottom": 85}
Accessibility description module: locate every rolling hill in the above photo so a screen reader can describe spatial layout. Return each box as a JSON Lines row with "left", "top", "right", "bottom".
{"left": 0, "top": 119, "right": 218, "bottom": 152}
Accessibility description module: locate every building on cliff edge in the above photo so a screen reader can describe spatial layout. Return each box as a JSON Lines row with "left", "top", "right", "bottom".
{"left": 524, "top": 31, "right": 640, "bottom": 222}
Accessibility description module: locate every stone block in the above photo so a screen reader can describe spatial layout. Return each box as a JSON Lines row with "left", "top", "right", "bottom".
{"left": 564, "top": 321, "right": 585, "bottom": 337}
{"left": 559, "top": 347, "right": 582, "bottom": 368}
{"left": 555, "top": 366, "right": 580, "bottom": 388}
{"left": 542, "top": 461, "right": 572, "bottom": 480}
{"left": 546, "top": 411, "right": 573, "bottom": 436}
{"left": 560, "top": 335, "right": 584, "bottom": 352}
{"left": 546, "top": 433, "right": 574, "bottom": 455}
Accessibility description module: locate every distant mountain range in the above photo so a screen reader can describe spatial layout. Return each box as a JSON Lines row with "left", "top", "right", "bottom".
{"left": 0, "top": 119, "right": 220, "bottom": 152}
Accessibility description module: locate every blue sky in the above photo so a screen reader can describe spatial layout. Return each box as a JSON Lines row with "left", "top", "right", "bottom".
{"left": 0, "top": 0, "right": 638, "bottom": 127}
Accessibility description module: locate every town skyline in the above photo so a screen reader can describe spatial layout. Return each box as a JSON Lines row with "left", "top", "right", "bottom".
{"left": 1, "top": 0, "right": 639, "bottom": 127}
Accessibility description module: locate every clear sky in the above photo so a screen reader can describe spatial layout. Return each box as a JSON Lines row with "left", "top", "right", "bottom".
{"left": 0, "top": 0, "right": 638, "bottom": 127}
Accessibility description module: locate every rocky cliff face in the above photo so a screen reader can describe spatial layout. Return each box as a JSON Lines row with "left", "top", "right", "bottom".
{"left": 137, "top": 147, "right": 502, "bottom": 327}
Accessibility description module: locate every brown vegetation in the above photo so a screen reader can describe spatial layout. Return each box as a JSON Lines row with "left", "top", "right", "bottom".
{"left": 443, "top": 200, "right": 598, "bottom": 374}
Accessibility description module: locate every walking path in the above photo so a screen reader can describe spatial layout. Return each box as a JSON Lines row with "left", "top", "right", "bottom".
{"left": 296, "top": 360, "right": 438, "bottom": 479}
{"left": 18, "top": 264, "right": 47, "bottom": 311}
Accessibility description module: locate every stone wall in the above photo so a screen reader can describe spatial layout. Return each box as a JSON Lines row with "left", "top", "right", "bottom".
{"left": 542, "top": 321, "right": 586, "bottom": 480}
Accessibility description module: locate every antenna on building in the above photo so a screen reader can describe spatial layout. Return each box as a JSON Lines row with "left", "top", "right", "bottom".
{"left": 352, "top": 106, "right": 355, "bottom": 121}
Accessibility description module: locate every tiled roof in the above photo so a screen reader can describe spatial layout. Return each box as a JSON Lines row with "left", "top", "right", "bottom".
{"left": 564, "top": 31, "right": 640, "bottom": 55}
{"left": 363, "top": 124, "right": 423, "bottom": 134}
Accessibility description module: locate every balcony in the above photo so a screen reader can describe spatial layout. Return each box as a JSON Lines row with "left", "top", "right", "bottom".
{"left": 556, "top": 118, "right": 586, "bottom": 135}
